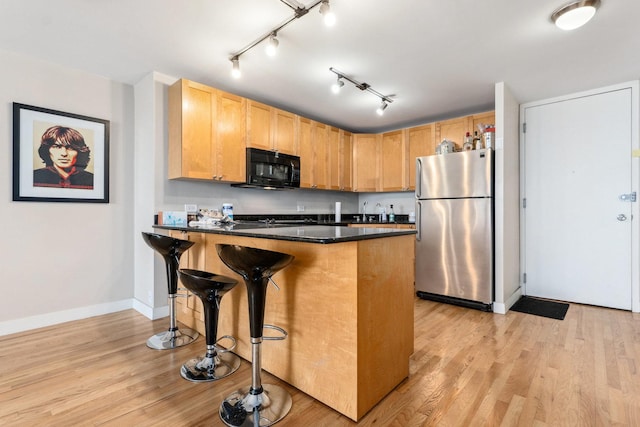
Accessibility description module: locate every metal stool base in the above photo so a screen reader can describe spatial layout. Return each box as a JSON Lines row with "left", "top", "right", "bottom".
{"left": 219, "top": 384, "right": 292, "bottom": 427}
{"left": 180, "top": 352, "right": 241, "bottom": 382}
{"left": 146, "top": 327, "right": 199, "bottom": 350}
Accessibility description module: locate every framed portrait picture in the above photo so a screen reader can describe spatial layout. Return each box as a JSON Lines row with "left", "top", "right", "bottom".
{"left": 12, "top": 103, "right": 110, "bottom": 203}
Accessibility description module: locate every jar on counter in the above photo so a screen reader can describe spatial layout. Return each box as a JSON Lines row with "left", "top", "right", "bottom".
{"left": 222, "top": 203, "right": 233, "bottom": 220}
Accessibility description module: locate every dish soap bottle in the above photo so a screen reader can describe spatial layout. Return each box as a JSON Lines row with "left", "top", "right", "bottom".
{"left": 388, "top": 204, "right": 395, "bottom": 223}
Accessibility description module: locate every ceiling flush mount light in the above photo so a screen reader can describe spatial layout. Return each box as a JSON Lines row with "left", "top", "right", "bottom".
{"left": 265, "top": 32, "right": 279, "bottom": 56}
{"left": 229, "top": 0, "right": 336, "bottom": 77}
{"left": 551, "top": 0, "right": 601, "bottom": 30}
{"left": 319, "top": 0, "right": 336, "bottom": 26}
{"left": 329, "top": 67, "right": 394, "bottom": 116}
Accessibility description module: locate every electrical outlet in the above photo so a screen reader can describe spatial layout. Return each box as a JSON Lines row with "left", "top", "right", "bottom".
{"left": 184, "top": 204, "right": 198, "bottom": 213}
{"left": 297, "top": 205, "right": 305, "bottom": 212}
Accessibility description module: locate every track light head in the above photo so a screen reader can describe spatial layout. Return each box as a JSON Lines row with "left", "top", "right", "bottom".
{"left": 265, "top": 32, "right": 279, "bottom": 56}
{"left": 231, "top": 57, "right": 241, "bottom": 79}
{"left": 331, "top": 77, "right": 344, "bottom": 94}
{"left": 319, "top": 0, "right": 336, "bottom": 26}
{"left": 376, "top": 101, "right": 388, "bottom": 116}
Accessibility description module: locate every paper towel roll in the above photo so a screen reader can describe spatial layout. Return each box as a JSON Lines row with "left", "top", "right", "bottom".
{"left": 335, "top": 202, "right": 341, "bottom": 222}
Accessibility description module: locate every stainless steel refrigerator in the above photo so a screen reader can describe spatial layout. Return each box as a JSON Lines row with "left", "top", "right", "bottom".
{"left": 415, "top": 149, "right": 494, "bottom": 311}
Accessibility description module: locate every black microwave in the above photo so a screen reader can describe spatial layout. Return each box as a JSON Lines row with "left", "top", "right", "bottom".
{"left": 235, "top": 148, "right": 300, "bottom": 189}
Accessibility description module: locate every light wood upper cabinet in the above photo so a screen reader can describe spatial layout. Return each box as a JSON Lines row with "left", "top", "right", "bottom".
{"left": 469, "top": 111, "right": 495, "bottom": 137}
{"left": 246, "top": 100, "right": 298, "bottom": 155}
{"left": 298, "top": 117, "right": 313, "bottom": 188}
{"left": 246, "top": 100, "right": 272, "bottom": 151}
{"left": 434, "top": 111, "right": 495, "bottom": 151}
{"left": 216, "top": 91, "right": 247, "bottom": 182}
{"left": 407, "top": 124, "right": 435, "bottom": 190}
{"left": 380, "top": 130, "right": 406, "bottom": 192}
{"left": 328, "top": 126, "right": 341, "bottom": 190}
{"left": 273, "top": 108, "right": 297, "bottom": 155}
{"left": 298, "top": 118, "right": 329, "bottom": 189}
{"left": 341, "top": 131, "right": 353, "bottom": 191}
{"left": 168, "top": 79, "right": 245, "bottom": 182}
{"left": 435, "top": 116, "right": 468, "bottom": 151}
{"left": 312, "top": 122, "right": 329, "bottom": 189}
{"left": 353, "top": 134, "right": 380, "bottom": 192}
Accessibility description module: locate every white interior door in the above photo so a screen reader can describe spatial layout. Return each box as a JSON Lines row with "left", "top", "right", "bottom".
{"left": 522, "top": 86, "right": 634, "bottom": 310}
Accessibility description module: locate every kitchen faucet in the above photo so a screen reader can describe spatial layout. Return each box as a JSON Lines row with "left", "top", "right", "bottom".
{"left": 362, "top": 201, "right": 367, "bottom": 222}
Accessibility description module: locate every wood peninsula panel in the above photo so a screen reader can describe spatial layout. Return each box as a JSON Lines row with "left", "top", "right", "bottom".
{"left": 176, "top": 232, "right": 414, "bottom": 421}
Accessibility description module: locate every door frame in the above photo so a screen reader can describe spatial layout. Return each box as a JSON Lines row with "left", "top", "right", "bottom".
{"left": 519, "top": 80, "right": 640, "bottom": 312}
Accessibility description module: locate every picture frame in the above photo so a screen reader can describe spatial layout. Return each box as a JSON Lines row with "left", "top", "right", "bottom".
{"left": 12, "top": 103, "right": 110, "bottom": 203}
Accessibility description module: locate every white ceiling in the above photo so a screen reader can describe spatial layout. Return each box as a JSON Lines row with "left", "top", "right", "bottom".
{"left": 0, "top": 0, "right": 638, "bottom": 133}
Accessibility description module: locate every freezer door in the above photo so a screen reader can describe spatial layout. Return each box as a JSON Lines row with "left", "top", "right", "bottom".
{"left": 415, "top": 198, "right": 493, "bottom": 304}
{"left": 416, "top": 149, "right": 493, "bottom": 199}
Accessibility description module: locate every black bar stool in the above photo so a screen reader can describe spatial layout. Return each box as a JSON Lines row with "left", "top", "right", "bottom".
{"left": 141, "top": 232, "right": 199, "bottom": 350}
{"left": 216, "top": 244, "right": 295, "bottom": 427}
{"left": 177, "top": 269, "right": 241, "bottom": 382}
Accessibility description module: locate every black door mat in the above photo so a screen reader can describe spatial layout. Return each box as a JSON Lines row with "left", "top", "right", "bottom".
{"left": 510, "top": 296, "right": 569, "bottom": 320}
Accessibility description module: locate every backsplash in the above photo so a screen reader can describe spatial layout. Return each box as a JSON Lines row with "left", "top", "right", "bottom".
{"left": 157, "top": 180, "right": 415, "bottom": 217}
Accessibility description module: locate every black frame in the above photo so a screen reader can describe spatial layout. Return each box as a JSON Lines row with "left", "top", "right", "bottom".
{"left": 12, "top": 103, "right": 110, "bottom": 203}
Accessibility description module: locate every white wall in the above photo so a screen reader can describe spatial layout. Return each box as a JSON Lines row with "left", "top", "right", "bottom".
{"left": 0, "top": 49, "right": 135, "bottom": 335}
{"left": 493, "top": 82, "right": 521, "bottom": 314}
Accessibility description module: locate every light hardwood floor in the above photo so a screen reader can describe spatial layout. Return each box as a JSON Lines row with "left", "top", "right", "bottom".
{"left": 1, "top": 298, "right": 639, "bottom": 426}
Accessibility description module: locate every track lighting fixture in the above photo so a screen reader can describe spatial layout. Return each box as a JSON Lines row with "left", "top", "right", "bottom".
{"left": 331, "top": 77, "right": 344, "bottom": 94}
{"left": 231, "top": 57, "right": 241, "bottom": 78}
{"left": 265, "top": 32, "right": 279, "bottom": 56}
{"left": 329, "top": 67, "right": 394, "bottom": 115}
{"left": 319, "top": 0, "right": 336, "bottom": 26}
{"left": 376, "top": 101, "right": 388, "bottom": 116}
{"left": 229, "top": 0, "right": 336, "bottom": 77}
{"left": 551, "top": 0, "right": 600, "bottom": 30}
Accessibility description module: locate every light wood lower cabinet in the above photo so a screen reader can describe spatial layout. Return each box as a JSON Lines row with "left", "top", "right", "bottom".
{"left": 175, "top": 232, "right": 415, "bottom": 422}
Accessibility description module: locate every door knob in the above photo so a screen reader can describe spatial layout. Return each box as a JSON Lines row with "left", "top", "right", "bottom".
{"left": 617, "top": 214, "right": 627, "bottom": 221}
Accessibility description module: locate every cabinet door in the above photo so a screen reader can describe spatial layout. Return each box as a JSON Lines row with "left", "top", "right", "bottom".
{"left": 436, "top": 116, "right": 467, "bottom": 150}
{"left": 353, "top": 134, "right": 379, "bottom": 192}
{"left": 298, "top": 117, "right": 314, "bottom": 188}
{"left": 216, "top": 91, "right": 246, "bottom": 182}
{"left": 469, "top": 111, "right": 495, "bottom": 135}
{"left": 327, "top": 126, "right": 341, "bottom": 190}
{"left": 273, "top": 108, "right": 297, "bottom": 155}
{"left": 380, "top": 130, "right": 405, "bottom": 191}
{"left": 312, "top": 122, "right": 328, "bottom": 189}
{"left": 246, "top": 100, "right": 272, "bottom": 151}
{"left": 341, "top": 131, "right": 353, "bottom": 191}
{"left": 168, "top": 79, "right": 216, "bottom": 179}
{"left": 407, "top": 124, "right": 434, "bottom": 190}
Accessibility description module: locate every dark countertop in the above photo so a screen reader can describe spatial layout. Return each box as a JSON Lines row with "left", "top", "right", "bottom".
{"left": 153, "top": 223, "right": 416, "bottom": 244}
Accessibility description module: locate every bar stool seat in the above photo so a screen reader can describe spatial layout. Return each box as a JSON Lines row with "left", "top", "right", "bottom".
{"left": 141, "top": 232, "right": 199, "bottom": 350}
{"left": 216, "top": 244, "right": 295, "bottom": 427}
{"left": 177, "top": 269, "right": 241, "bottom": 382}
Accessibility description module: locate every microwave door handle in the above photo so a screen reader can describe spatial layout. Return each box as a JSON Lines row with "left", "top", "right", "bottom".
{"left": 290, "top": 161, "right": 295, "bottom": 182}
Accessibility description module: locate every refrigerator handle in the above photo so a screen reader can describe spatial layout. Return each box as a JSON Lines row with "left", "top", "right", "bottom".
{"left": 416, "top": 158, "right": 422, "bottom": 199}
{"left": 416, "top": 201, "right": 421, "bottom": 241}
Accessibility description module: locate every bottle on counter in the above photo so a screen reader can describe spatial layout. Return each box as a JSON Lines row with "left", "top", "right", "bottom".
{"left": 222, "top": 203, "right": 233, "bottom": 220}
{"left": 380, "top": 206, "right": 387, "bottom": 222}
{"left": 388, "top": 204, "right": 395, "bottom": 223}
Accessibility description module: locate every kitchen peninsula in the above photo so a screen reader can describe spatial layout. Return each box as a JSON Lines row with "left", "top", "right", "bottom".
{"left": 153, "top": 223, "right": 415, "bottom": 421}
